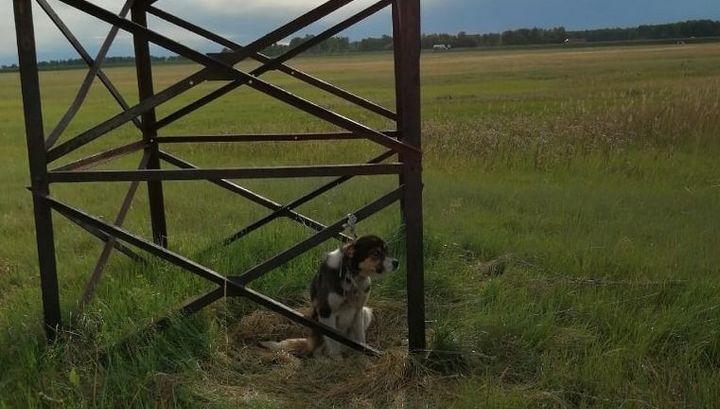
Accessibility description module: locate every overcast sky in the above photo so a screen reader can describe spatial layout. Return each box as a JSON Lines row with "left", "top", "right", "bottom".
{"left": 1, "top": 0, "right": 719, "bottom": 65}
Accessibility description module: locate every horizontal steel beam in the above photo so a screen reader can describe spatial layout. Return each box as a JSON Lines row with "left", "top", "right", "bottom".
{"left": 48, "top": 164, "right": 403, "bottom": 183}
{"left": 155, "top": 131, "right": 398, "bottom": 144}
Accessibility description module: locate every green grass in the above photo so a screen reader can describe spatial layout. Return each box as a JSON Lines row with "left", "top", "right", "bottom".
{"left": 1, "top": 43, "right": 720, "bottom": 408}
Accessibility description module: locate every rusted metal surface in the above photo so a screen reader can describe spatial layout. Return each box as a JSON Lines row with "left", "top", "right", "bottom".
{"left": 132, "top": 3, "right": 168, "bottom": 248}
{"left": 15, "top": 0, "right": 61, "bottom": 340}
{"left": 393, "top": 0, "right": 426, "bottom": 352}
{"left": 48, "top": 163, "right": 403, "bottom": 183}
{"left": 15, "top": 0, "right": 424, "bottom": 353}
{"left": 155, "top": 131, "right": 397, "bottom": 144}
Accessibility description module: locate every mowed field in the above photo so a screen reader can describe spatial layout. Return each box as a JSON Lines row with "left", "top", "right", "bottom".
{"left": 1, "top": 43, "right": 720, "bottom": 408}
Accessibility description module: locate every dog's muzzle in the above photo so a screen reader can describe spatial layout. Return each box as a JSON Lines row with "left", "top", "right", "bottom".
{"left": 383, "top": 257, "right": 400, "bottom": 273}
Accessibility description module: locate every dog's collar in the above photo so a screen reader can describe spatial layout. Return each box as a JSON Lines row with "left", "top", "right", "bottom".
{"left": 341, "top": 270, "right": 369, "bottom": 296}
{"left": 338, "top": 253, "right": 357, "bottom": 280}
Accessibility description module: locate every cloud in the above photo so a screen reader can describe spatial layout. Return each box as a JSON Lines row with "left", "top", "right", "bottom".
{"left": 171, "top": 0, "right": 327, "bottom": 15}
{"left": 1, "top": 0, "right": 137, "bottom": 64}
{"left": 0, "top": 0, "right": 393, "bottom": 64}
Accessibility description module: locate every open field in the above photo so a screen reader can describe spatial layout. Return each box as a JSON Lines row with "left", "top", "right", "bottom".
{"left": 1, "top": 43, "right": 720, "bottom": 408}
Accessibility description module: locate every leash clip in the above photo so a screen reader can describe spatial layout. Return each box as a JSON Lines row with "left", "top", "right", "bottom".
{"left": 343, "top": 213, "right": 358, "bottom": 239}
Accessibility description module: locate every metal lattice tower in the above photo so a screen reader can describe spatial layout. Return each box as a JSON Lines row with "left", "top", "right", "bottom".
{"left": 13, "top": 0, "right": 424, "bottom": 354}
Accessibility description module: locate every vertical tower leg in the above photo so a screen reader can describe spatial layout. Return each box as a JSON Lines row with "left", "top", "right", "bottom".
{"left": 132, "top": 5, "right": 168, "bottom": 247}
{"left": 393, "top": 0, "right": 425, "bottom": 352}
{"left": 14, "top": 0, "right": 62, "bottom": 340}
{"left": 392, "top": 4, "right": 406, "bottom": 215}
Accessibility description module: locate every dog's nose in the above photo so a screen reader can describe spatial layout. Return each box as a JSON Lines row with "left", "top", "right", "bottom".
{"left": 392, "top": 259, "right": 399, "bottom": 270}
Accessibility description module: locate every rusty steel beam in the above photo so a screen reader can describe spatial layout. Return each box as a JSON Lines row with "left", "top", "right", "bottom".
{"left": 147, "top": 4, "right": 395, "bottom": 121}
{"left": 18, "top": 0, "right": 424, "bottom": 355}
{"left": 393, "top": 0, "right": 425, "bottom": 353}
{"left": 132, "top": 3, "right": 168, "bottom": 248}
{"left": 14, "top": 0, "right": 61, "bottom": 340}
{"left": 47, "top": 163, "right": 403, "bottom": 183}
{"left": 155, "top": 131, "right": 395, "bottom": 144}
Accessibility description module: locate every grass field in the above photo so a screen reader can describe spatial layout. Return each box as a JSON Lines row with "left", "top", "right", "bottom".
{"left": 1, "top": 43, "right": 720, "bottom": 408}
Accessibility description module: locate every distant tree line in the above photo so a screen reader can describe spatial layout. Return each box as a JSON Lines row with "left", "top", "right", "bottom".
{"left": 568, "top": 19, "right": 720, "bottom": 42}
{"left": 420, "top": 20, "right": 720, "bottom": 48}
{"left": 1, "top": 55, "right": 188, "bottom": 72}
{"left": 258, "top": 19, "right": 720, "bottom": 54}
{"left": 3, "top": 20, "right": 719, "bottom": 72}
{"left": 257, "top": 34, "right": 394, "bottom": 56}
{"left": 421, "top": 27, "right": 569, "bottom": 48}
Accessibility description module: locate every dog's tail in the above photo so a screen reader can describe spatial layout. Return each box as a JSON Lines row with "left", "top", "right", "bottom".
{"left": 259, "top": 338, "right": 314, "bottom": 355}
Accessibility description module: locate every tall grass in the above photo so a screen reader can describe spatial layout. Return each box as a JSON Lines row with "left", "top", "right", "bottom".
{"left": 1, "top": 44, "right": 719, "bottom": 407}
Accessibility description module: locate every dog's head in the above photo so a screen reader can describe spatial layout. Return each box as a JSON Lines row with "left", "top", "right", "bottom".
{"left": 342, "top": 235, "right": 399, "bottom": 278}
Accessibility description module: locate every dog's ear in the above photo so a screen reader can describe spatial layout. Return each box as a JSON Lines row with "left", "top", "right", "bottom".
{"left": 342, "top": 242, "right": 355, "bottom": 259}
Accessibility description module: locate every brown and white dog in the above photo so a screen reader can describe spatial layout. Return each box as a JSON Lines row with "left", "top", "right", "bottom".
{"left": 261, "top": 235, "right": 399, "bottom": 357}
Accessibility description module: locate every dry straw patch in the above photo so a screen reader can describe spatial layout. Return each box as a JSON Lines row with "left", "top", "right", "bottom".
{"left": 189, "top": 301, "right": 452, "bottom": 408}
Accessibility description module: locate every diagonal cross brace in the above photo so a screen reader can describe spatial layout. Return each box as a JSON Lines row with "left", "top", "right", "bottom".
{"left": 48, "top": 0, "right": 420, "bottom": 163}
{"left": 60, "top": 213, "right": 145, "bottom": 263}
{"left": 44, "top": 0, "right": 355, "bottom": 163}
{"left": 232, "top": 186, "right": 404, "bottom": 285}
{"left": 146, "top": 3, "right": 395, "bottom": 122}
{"left": 36, "top": 0, "right": 141, "bottom": 148}
{"left": 45, "top": 191, "right": 402, "bottom": 355}
{"left": 51, "top": 140, "right": 147, "bottom": 172}
{"left": 79, "top": 151, "right": 150, "bottom": 311}
{"left": 150, "top": 0, "right": 395, "bottom": 129}
{"left": 221, "top": 150, "right": 397, "bottom": 246}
